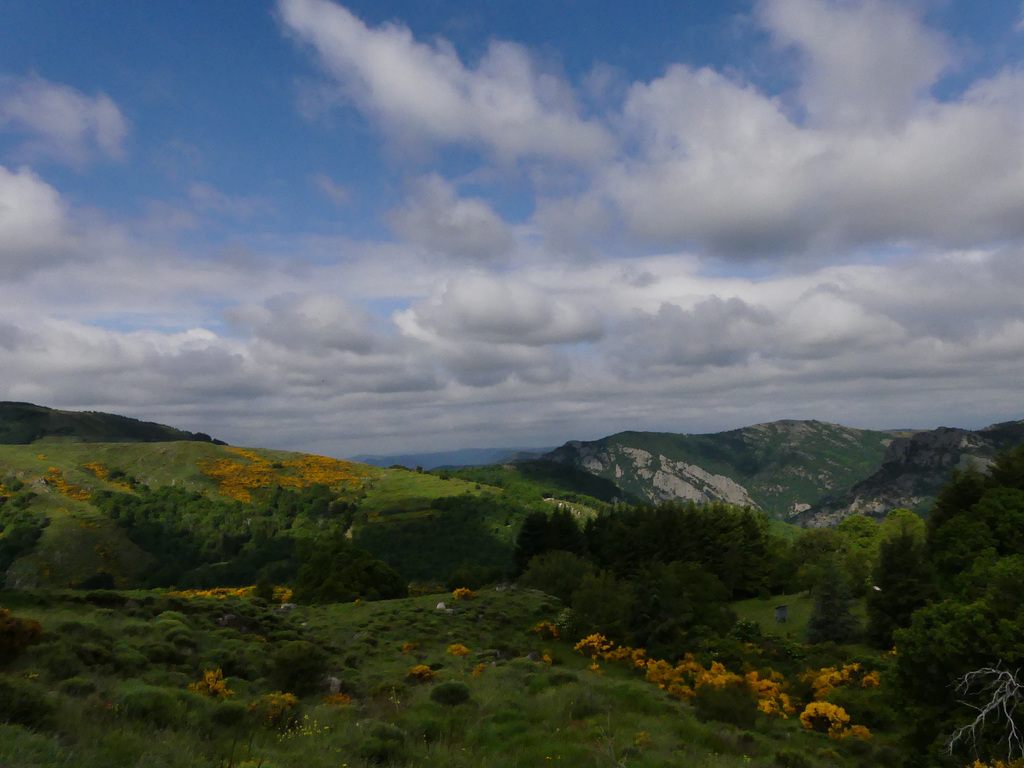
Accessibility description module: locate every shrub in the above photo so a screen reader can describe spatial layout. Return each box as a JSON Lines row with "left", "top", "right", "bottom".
{"left": 693, "top": 681, "right": 759, "bottom": 730}
{"left": 188, "top": 668, "right": 234, "bottom": 699}
{"left": 249, "top": 691, "right": 299, "bottom": 728}
{"left": 209, "top": 699, "right": 248, "bottom": 728}
{"left": 0, "top": 675, "right": 54, "bottom": 729}
{"left": 430, "top": 681, "right": 471, "bottom": 706}
{"left": 271, "top": 641, "right": 327, "bottom": 695}
{"left": 446, "top": 643, "right": 470, "bottom": 657}
{"left": 775, "top": 749, "right": 813, "bottom": 768}
{"left": 0, "top": 608, "right": 43, "bottom": 663}
{"left": 358, "top": 722, "right": 409, "bottom": 765}
{"left": 57, "top": 676, "right": 96, "bottom": 697}
{"left": 113, "top": 682, "right": 187, "bottom": 727}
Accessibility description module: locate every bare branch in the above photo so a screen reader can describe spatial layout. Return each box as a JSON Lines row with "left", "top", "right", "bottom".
{"left": 947, "top": 665, "right": 1024, "bottom": 761}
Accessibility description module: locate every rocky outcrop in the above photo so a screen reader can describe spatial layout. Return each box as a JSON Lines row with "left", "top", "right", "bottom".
{"left": 795, "top": 421, "right": 1024, "bottom": 527}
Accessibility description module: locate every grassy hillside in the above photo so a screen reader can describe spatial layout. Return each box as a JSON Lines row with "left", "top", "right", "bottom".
{"left": 0, "top": 441, "right": 617, "bottom": 590}
{"left": 0, "top": 586, "right": 899, "bottom": 768}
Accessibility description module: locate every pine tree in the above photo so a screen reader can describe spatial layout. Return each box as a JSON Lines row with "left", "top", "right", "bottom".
{"left": 806, "top": 556, "right": 859, "bottom": 644}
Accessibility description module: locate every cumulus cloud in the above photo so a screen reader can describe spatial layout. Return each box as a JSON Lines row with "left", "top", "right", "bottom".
{"left": 225, "top": 293, "right": 378, "bottom": 354}
{"left": 0, "top": 165, "right": 78, "bottom": 277}
{"left": 277, "top": 0, "right": 612, "bottom": 162}
{"left": 0, "top": 74, "right": 128, "bottom": 167}
{"left": 758, "top": 0, "right": 952, "bottom": 130}
{"left": 387, "top": 175, "right": 514, "bottom": 260}
{"left": 596, "top": 24, "right": 1024, "bottom": 257}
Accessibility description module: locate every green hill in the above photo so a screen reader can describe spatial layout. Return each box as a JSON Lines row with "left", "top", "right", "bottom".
{"left": 0, "top": 402, "right": 222, "bottom": 445}
{"left": 544, "top": 420, "right": 901, "bottom": 518}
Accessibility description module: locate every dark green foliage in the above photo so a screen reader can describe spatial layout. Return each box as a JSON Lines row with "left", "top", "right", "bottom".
{"left": 0, "top": 401, "right": 221, "bottom": 444}
{"left": 571, "top": 569, "right": 633, "bottom": 640}
{"left": 430, "top": 680, "right": 471, "bottom": 706}
{"left": 775, "top": 749, "right": 814, "bottom": 768}
{"left": 894, "top": 555, "right": 1024, "bottom": 760}
{"left": 806, "top": 556, "right": 859, "bottom": 644}
{"left": 57, "top": 676, "right": 96, "bottom": 696}
{"left": 514, "top": 507, "right": 585, "bottom": 572}
{"left": 356, "top": 494, "right": 515, "bottom": 582}
{"left": 0, "top": 675, "right": 54, "bottom": 729}
{"left": 627, "top": 560, "right": 735, "bottom": 658}
{"left": 693, "top": 681, "right": 758, "bottom": 729}
{"left": 359, "top": 721, "right": 409, "bottom": 765}
{"left": 271, "top": 640, "right": 328, "bottom": 694}
{"left": 292, "top": 533, "right": 407, "bottom": 603}
{"left": 519, "top": 550, "right": 594, "bottom": 603}
{"left": 114, "top": 681, "right": 187, "bottom": 726}
{"left": 866, "top": 525, "right": 934, "bottom": 648}
{"left": 0, "top": 608, "right": 43, "bottom": 663}
{"left": 583, "top": 502, "right": 773, "bottom": 599}
{"left": 444, "top": 562, "right": 505, "bottom": 591}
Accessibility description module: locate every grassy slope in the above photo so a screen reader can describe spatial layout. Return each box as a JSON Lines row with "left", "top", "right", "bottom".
{"left": 0, "top": 587, "right": 891, "bottom": 768}
{"left": 0, "top": 443, "right": 505, "bottom": 589}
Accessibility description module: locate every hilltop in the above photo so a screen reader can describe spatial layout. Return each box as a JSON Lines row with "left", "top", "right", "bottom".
{"left": 0, "top": 402, "right": 222, "bottom": 445}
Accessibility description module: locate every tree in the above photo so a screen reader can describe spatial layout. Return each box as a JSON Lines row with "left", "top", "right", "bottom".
{"left": 866, "top": 522, "right": 934, "bottom": 648}
{"left": 806, "top": 555, "right": 859, "bottom": 644}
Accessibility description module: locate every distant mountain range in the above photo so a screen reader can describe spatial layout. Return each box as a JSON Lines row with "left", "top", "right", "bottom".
{"left": 350, "top": 446, "right": 552, "bottom": 470}
{"left": 543, "top": 418, "right": 1024, "bottom": 524}
{"left": 4, "top": 401, "right": 1023, "bottom": 528}
{"left": 0, "top": 402, "right": 223, "bottom": 445}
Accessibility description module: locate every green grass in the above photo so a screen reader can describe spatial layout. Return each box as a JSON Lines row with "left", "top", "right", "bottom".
{"left": 731, "top": 592, "right": 868, "bottom": 640}
{"left": 357, "top": 469, "right": 486, "bottom": 514}
{"left": 0, "top": 586, "right": 899, "bottom": 768}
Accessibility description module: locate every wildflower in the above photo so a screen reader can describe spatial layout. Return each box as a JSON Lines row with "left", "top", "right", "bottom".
{"left": 446, "top": 643, "right": 470, "bottom": 657}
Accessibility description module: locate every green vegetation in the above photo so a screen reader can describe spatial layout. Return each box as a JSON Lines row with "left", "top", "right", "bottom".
{"left": 3, "top": 405, "right": 1024, "bottom": 767}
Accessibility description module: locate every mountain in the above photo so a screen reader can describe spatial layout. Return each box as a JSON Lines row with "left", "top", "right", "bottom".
{"left": 543, "top": 420, "right": 905, "bottom": 518}
{"left": 0, "top": 401, "right": 223, "bottom": 445}
{"left": 795, "top": 419, "right": 1024, "bottom": 527}
{"left": 349, "top": 446, "right": 552, "bottom": 470}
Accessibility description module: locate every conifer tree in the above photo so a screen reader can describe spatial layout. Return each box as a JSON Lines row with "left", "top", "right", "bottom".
{"left": 806, "top": 556, "right": 859, "bottom": 644}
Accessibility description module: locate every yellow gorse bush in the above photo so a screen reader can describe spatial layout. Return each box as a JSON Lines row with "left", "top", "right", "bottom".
{"left": 45, "top": 467, "right": 90, "bottom": 501}
{"left": 188, "top": 668, "right": 234, "bottom": 699}
{"left": 408, "top": 664, "right": 435, "bottom": 681}
{"left": 401, "top": 642, "right": 419, "bottom": 654}
{"left": 322, "top": 692, "right": 351, "bottom": 707}
{"left": 250, "top": 691, "right": 299, "bottom": 728}
{"left": 798, "top": 701, "right": 870, "bottom": 740}
{"left": 201, "top": 447, "right": 368, "bottom": 502}
{"left": 452, "top": 587, "right": 477, "bottom": 601}
{"left": 446, "top": 643, "right": 470, "bottom": 657}
{"left": 574, "top": 633, "right": 796, "bottom": 717}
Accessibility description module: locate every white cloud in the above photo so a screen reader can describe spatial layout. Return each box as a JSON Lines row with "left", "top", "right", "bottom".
{"left": 388, "top": 175, "right": 513, "bottom": 260}
{"left": 758, "top": 0, "right": 952, "bottom": 130}
{"left": 0, "top": 74, "right": 128, "bottom": 167}
{"left": 0, "top": 165, "right": 78, "bottom": 277}
{"left": 278, "top": 0, "right": 612, "bottom": 162}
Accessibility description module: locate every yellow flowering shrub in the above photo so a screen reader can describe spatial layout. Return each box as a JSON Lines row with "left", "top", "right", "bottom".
{"left": 250, "top": 692, "right": 299, "bottom": 727}
{"left": 800, "top": 701, "right": 851, "bottom": 737}
{"left": 446, "top": 643, "right": 470, "bottom": 657}
{"left": 531, "top": 621, "right": 559, "bottom": 640}
{"left": 472, "top": 663, "right": 486, "bottom": 678}
{"left": 401, "top": 642, "right": 419, "bottom": 654}
{"left": 45, "top": 467, "right": 90, "bottom": 501}
{"left": 408, "top": 664, "right": 435, "bottom": 681}
{"left": 452, "top": 587, "right": 477, "bottom": 601}
{"left": 189, "top": 668, "right": 234, "bottom": 699}
{"left": 322, "top": 692, "right": 351, "bottom": 707}
{"left": 201, "top": 447, "right": 368, "bottom": 502}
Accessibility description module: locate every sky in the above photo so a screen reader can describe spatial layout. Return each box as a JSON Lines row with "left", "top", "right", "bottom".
{"left": 2, "top": 0, "right": 1024, "bottom": 457}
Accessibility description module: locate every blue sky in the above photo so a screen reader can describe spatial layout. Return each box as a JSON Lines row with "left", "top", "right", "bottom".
{"left": 2, "top": 0, "right": 1024, "bottom": 456}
